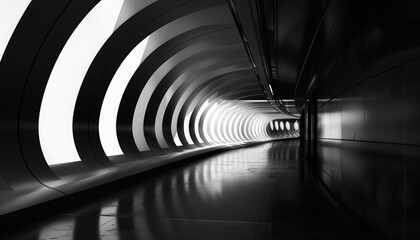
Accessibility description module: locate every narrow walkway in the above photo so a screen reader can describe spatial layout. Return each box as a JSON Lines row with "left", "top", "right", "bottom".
{"left": 3, "top": 140, "right": 361, "bottom": 240}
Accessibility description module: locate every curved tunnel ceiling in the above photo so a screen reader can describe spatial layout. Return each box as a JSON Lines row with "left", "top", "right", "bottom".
{"left": 0, "top": 0, "right": 300, "bottom": 215}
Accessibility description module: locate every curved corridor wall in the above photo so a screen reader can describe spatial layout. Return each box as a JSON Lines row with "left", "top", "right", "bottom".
{"left": 0, "top": 0, "right": 298, "bottom": 220}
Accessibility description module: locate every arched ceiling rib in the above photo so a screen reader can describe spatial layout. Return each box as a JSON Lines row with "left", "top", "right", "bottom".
{"left": 0, "top": 0, "right": 298, "bottom": 178}
{"left": 0, "top": 0, "right": 302, "bottom": 217}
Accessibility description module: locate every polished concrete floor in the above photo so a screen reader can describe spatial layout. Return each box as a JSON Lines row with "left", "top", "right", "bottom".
{"left": 2, "top": 140, "right": 362, "bottom": 240}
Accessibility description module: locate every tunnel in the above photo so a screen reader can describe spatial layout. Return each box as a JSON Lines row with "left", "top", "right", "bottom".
{"left": 0, "top": 0, "right": 419, "bottom": 239}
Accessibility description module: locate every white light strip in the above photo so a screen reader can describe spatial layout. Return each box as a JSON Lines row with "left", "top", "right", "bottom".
{"left": 227, "top": 107, "right": 240, "bottom": 142}
{"left": 251, "top": 116, "right": 260, "bottom": 140}
{"left": 245, "top": 114, "right": 254, "bottom": 140}
{"left": 239, "top": 113, "right": 249, "bottom": 141}
{"left": 210, "top": 101, "right": 224, "bottom": 144}
{"left": 256, "top": 117, "right": 263, "bottom": 140}
{"left": 225, "top": 104, "right": 239, "bottom": 143}
{"left": 99, "top": 36, "right": 149, "bottom": 156}
{"left": 233, "top": 112, "right": 243, "bottom": 142}
{"left": 132, "top": 44, "right": 205, "bottom": 151}
{"left": 203, "top": 100, "right": 219, "bottom": 144}
{"left": 39, "top": 0, "right": 124, "bottom": 165}
{"left": 208, "top": 100, "right": 223, "bottom": 144}
{"left": 215, "top": 103, "right": 228, "bottom": 143}
{"left": 174, "top": 131, "right": 183, "bottom": 146}
{"left": 268, "top": 84, "right": 274, "bottom": 95}
{"left": 235, "top": 110, "right": 247, "bottom": 142}
{"left": 286, "top": 121, "right": 291, "bottom": 130}
{"left": 222, "top": 105, "right": 235, "bottom": 143}
{"left": 247, "top": 115, "right": 257, "bottom": 140}
{"left": 0, "top": 1, "right": 32, "bottom": 62}
{"left": 255, "top": 116, "right": 263, "bottom": 139}
{"left": 184, "top": 110, "right": 194, "bottom": 145}
{"left": 259, "top": 116, "right": 267, "bottom": 139}
{"left": 236, "top": 113, "right": 246, "bottom": 141}
{"left": 241, "top": 113, "right": 253, "bottom": 141}
{"left": 219, "top": 103, "right": 232, "bottom": 143}
{"left": 155, "top": 72, "right": 192, "bottom": 149}
{"left": 194, "top": 100, "right": 209, "bottom": 144}
{"left": 262, "top": 118, "right": 270, "bottom": 139}
{"left": 170, "top": 90, "right": 194, "bottom": 147}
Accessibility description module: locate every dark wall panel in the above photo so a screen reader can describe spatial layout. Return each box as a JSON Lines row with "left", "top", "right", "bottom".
{"left": 406, "top": 58, "right": 420, "bottom": 146}
{"left": 364, "top": 66, "right": 405, "bottom": 144}
{"left": 299, "top": 0, "right": 420, "bottom": 239}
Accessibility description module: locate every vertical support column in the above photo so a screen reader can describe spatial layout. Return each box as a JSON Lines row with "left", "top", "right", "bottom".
{"left": 310, "top": 93, "right": 318, "bottom": 180}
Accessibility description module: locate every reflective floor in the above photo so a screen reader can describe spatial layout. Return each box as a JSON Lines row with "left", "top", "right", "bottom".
{"left": 1, "top": 140, "right": 362, "bottom": 240}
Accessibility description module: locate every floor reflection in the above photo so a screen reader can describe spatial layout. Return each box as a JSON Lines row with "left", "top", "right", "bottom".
{"left": 1, "top": 140, "right": 361, "bottom": 240}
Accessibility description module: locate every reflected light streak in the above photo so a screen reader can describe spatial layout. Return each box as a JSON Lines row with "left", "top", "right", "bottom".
{"left": 330, "top": 111, "right": 341, "bottom": 139}
{"left": 100, "top": 200, "right": 119, "bottom": 216}
{"left": 38, "top": 218, "right": 75, "bottom": 240}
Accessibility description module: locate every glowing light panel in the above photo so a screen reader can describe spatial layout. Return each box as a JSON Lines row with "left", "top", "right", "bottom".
{"left": 194, "top": 100, "right": 209, "bottom": 144}
{"left": 99, "top": 36, "right": 149, "bottom": 156}
{"left": 184, "top": 110, "right": 194, "bottom": 145}
{"left": 39, "top": 0, "right": 124, "bottom": 165}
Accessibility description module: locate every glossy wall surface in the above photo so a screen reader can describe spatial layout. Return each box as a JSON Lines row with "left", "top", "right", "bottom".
{"left": 298, "top": 0, "right": 420, "bottom": 239}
